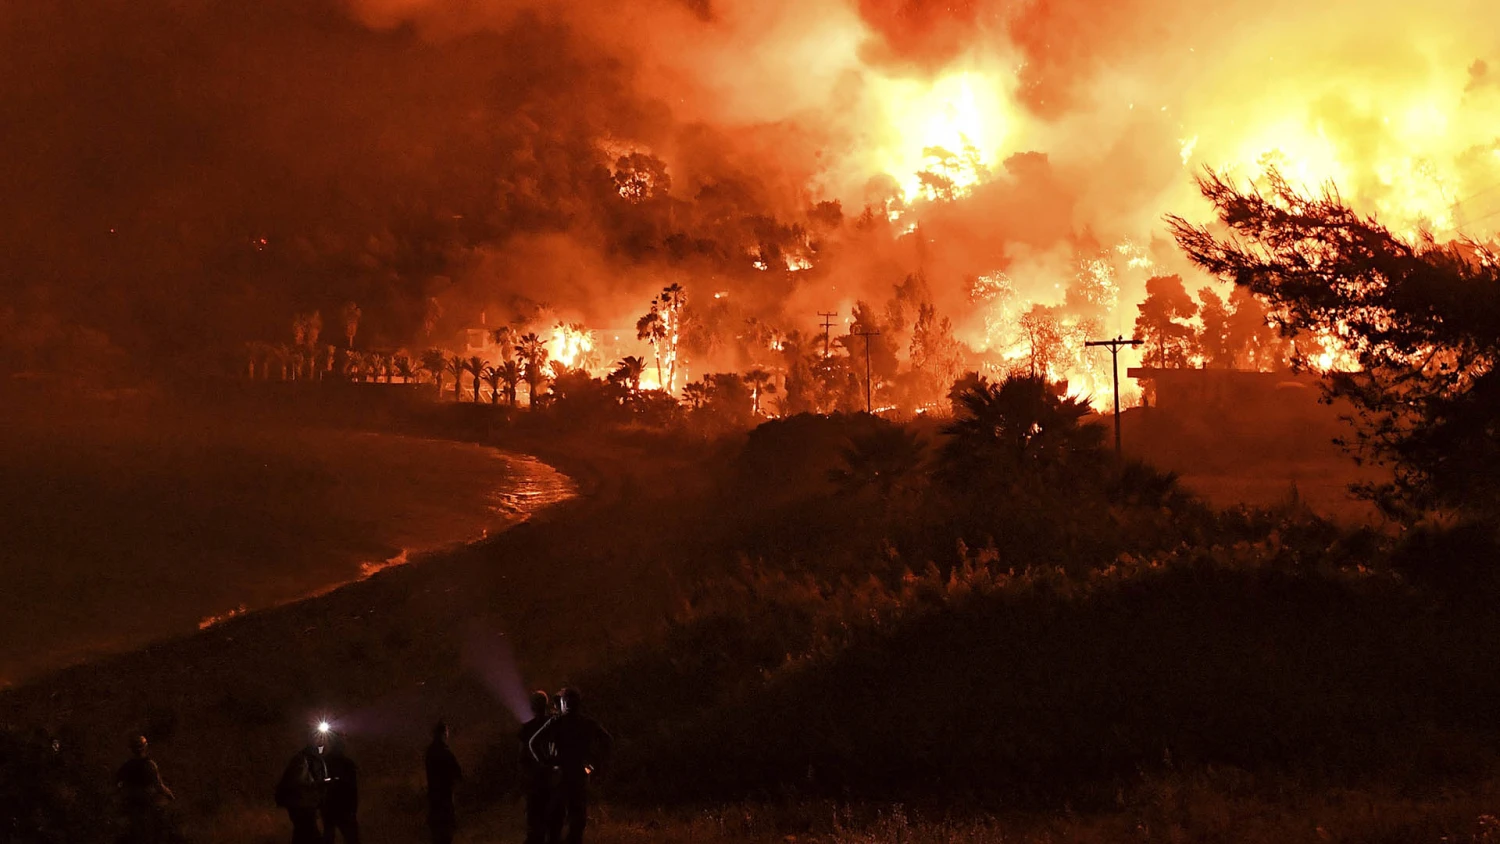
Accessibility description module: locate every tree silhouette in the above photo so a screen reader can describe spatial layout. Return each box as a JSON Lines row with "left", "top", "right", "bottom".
{"left": 829, "top": 425, "right": 927, "bottom": 499}
{"left": 744, "top": 369, "right": 776, "bottom": 416}
{"left": 445, "top": 355, "right": 465, "bottom": 401}
{"left": 1134, "top": 275, "right": 1198, "bottom": 368}
{"left": 1226, "top": 287, "right": 1288, "bottom": 371}
{"left": 466, "top": 356, "right": 487, "bottom": 402}
{"left": 515, "top": 333, "right": 549, "bottom": 408}
{"left": 480, "top": 364, "right": 502, "bottom": 404}
{"left": 1169, "top": 166, "right": 1500, "bottom": 520}
{"left": 612, "top": 355, "right": 647, "bottom": 394}
{"left": 940, "top": 374, "right": 1104, "bottom": 481}
{"left": 1197, "top": 288, "right": 1235, "bottom": 368}
{"left": 636, "top": 310, "right": 666, "bottom": 390}
{"left": 420, "top": 349, "right": 447, "bottom": 396}
{"left": 497, "top": 359, "right": 522, "bottom": 406}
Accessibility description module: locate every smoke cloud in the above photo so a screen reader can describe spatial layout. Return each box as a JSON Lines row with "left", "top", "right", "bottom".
{"left": 4, "top": 0, "right": 1498, "bottom": 383}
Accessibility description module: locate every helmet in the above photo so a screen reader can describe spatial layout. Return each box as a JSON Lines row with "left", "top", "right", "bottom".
{"left": 529, "top": 690, "right": 551, "bottom": 718}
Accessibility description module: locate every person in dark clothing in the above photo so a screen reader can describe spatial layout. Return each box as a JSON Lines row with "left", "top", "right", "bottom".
{"left": 320, "top": 733, "right": 359, "bottom": 844}
{"left": 517, "top": 691, "right": 556, "bottom": 844}
{"left": 276, "top": 728, "right": 330, "bottom": 844}
{"left": 527, "top": 688, "right": 611, "bottom": 844}
{"left": 116, "top": 735, "right": 174, "bottom": 844}
{"left": 425, "top": 720, "right": 463, "bottom": 844}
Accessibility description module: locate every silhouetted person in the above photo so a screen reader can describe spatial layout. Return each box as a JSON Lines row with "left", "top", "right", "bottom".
{"left": 517, "top": 691, "right": 557, "bottom": 844}
{"left": 528, "top": 687, "right": 611, "bottom": 844}
{"left": 116, "top": 735, "right": 174, "bottom": 844}
{"left": 425, "top": 720, "right": 462, "bottom": 844}
{"left": 276, "top": 728, "right": 329, "bottom": 844}
{"left": 321, "top": 733, "right": 360, "bottom": 844}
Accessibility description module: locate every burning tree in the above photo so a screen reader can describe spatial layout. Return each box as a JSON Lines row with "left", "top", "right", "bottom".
{"left": 1169, "top": 167, "right": 1500, "bottom": 521}
{"left": 1226, "top": 287, "right": 1289, "bottom": 371}
{"left": 1196, "top": 288, "right": 1235, "bottom": 369}
{"left": 908, "top": 303, "right": 966, "bottom": 409}
{"left": 744, "top": 369, "right": 776, "bottom": 416}
{"left": 636, "top": 284, "right": 686, "bottom": 394}
{"left": 1016, "top": 305, "right": 1065, "bottom": 379}
{"left": 659, "top": 284, "right": 686, "bottom": 392}
{"left": 341, "top": 301, "right": 362, "bottom": 350}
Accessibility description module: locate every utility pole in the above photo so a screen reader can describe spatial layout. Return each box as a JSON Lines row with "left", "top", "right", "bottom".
{"left": 852, "top": 327, "right": 881, "bottom": 414}
{"left": 1084, "top": 335, "right": 1144, "bottom": 456}
{"left": 817, "top": 311, "right": 837, "bottom": 359}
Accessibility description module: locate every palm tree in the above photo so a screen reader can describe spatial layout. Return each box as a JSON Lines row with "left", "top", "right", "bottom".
{"left": 315, "top": 345, "right": 335, "bottom": 380}
{"left": 420, "top": 349, "right": 447, "bottom": 396}
{"left": 273, "top": 344, "right": 294, "bottom": 380}
{"left": 481, "top": 365, "right": 503, "bottom": 404}
{"left": 515, "top": 333, "right": 549, "bottom": 408}
{"left": 744, "top": 368, "right": 776, "bottom": 416}
{"left": 829, "top": 425, "right": 927, "bottom": 499}
{"left": 658, "top": 283, "right": 687, "bottom": 393}
{"left": 613, "top": 355, "right": 647, "bottom": 393}
{"left": 636, "top": 310, "right": 665, "bottom": 391}
{"left": 939, "top": 373, "right": 1103, "bottom": 478}
{"left": 341, "top": 301, "right": 362, "bottom": 349}
{"left": 394, "top": 353, "right": 416, "bottom": 384}
{"left": 466, "top": 356, "right": 488, "bottom": 403}
{"left": 490, "top": 326, "right": 516, "bottom": 362}
{"left": 445, "top": 355, "right": 466, "bottom": 401}
{"left": 498, "top": 360, "right": 522, "bottom": 406}
{"left": 362, "top": 351, "right": 382, "bottom": 383}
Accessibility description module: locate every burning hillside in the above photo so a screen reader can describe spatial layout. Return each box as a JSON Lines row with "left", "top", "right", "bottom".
{"left": 4, "top": 0, "right": 1498, "bottom": 406}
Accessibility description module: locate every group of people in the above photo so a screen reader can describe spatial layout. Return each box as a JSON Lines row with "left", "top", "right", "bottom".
{"left": 264, "top": 686, "right": 610, "bottom": 844}
{"left": 517, "top": 688, "right": 612, "bottom": 844}
{"left": 108, "top": 686, "right": 610, "bottom": 844}
{"left": 273, "top": 723, "right": 362, "bottom": 844}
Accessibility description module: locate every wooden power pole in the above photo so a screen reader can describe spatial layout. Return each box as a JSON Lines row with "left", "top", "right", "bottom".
{"left": 1084, "top": 335, "right": 1144, "bottom": 456}
{"left": 817, "top": 311, "right": 838, "bottom": 359}
{"left": 852, "top": 327, "right": 881, "bottom": 414}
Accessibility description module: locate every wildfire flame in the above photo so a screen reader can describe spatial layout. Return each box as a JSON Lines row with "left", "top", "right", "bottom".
{"left": 548, "top": 323, "right": 595, "bottom": 371}
{"left": 870, "top": 70, "right": 1010, "bottom": 202}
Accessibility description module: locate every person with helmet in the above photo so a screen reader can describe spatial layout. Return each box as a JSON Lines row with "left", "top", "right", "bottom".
{"left": 116, "top": 735, "right": 174, "bottom": 843}
{"left": 425, "top": 720, "right": 463, "bottom": 844}
{"left": 321, "top": 732, "right": 360, "bottom": 844}
{"left": 517, "top": 691, "right": 557, "bottom": 844}
{"left": 527, "top": 687, "right": 611, "bottom": 844}
{"left": 276, "top": 726, "right": 330, "bottom": 844}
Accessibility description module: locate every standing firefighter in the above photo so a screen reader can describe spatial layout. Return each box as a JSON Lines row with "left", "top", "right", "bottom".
{"left": 425, "top": 720, "right": 463, "bottom": 844}
{"left": 528, "top": 687, "right": 612, "bottom": 844}
{"left": 517, "top": 691, "right": 556, "bottom": 844}
{"left": 116, "top": 735, "right": 175, "bottom": 844}
{"left": 321, "top": 733, "right": 360, "bottom": 844}
{"left": 276, "top": 726, "right": 330, "bottom": 844}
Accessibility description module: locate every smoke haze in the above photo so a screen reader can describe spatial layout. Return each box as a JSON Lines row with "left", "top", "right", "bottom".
{"left": 4, "top": 0, "right": 1497, "bottom": 379}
